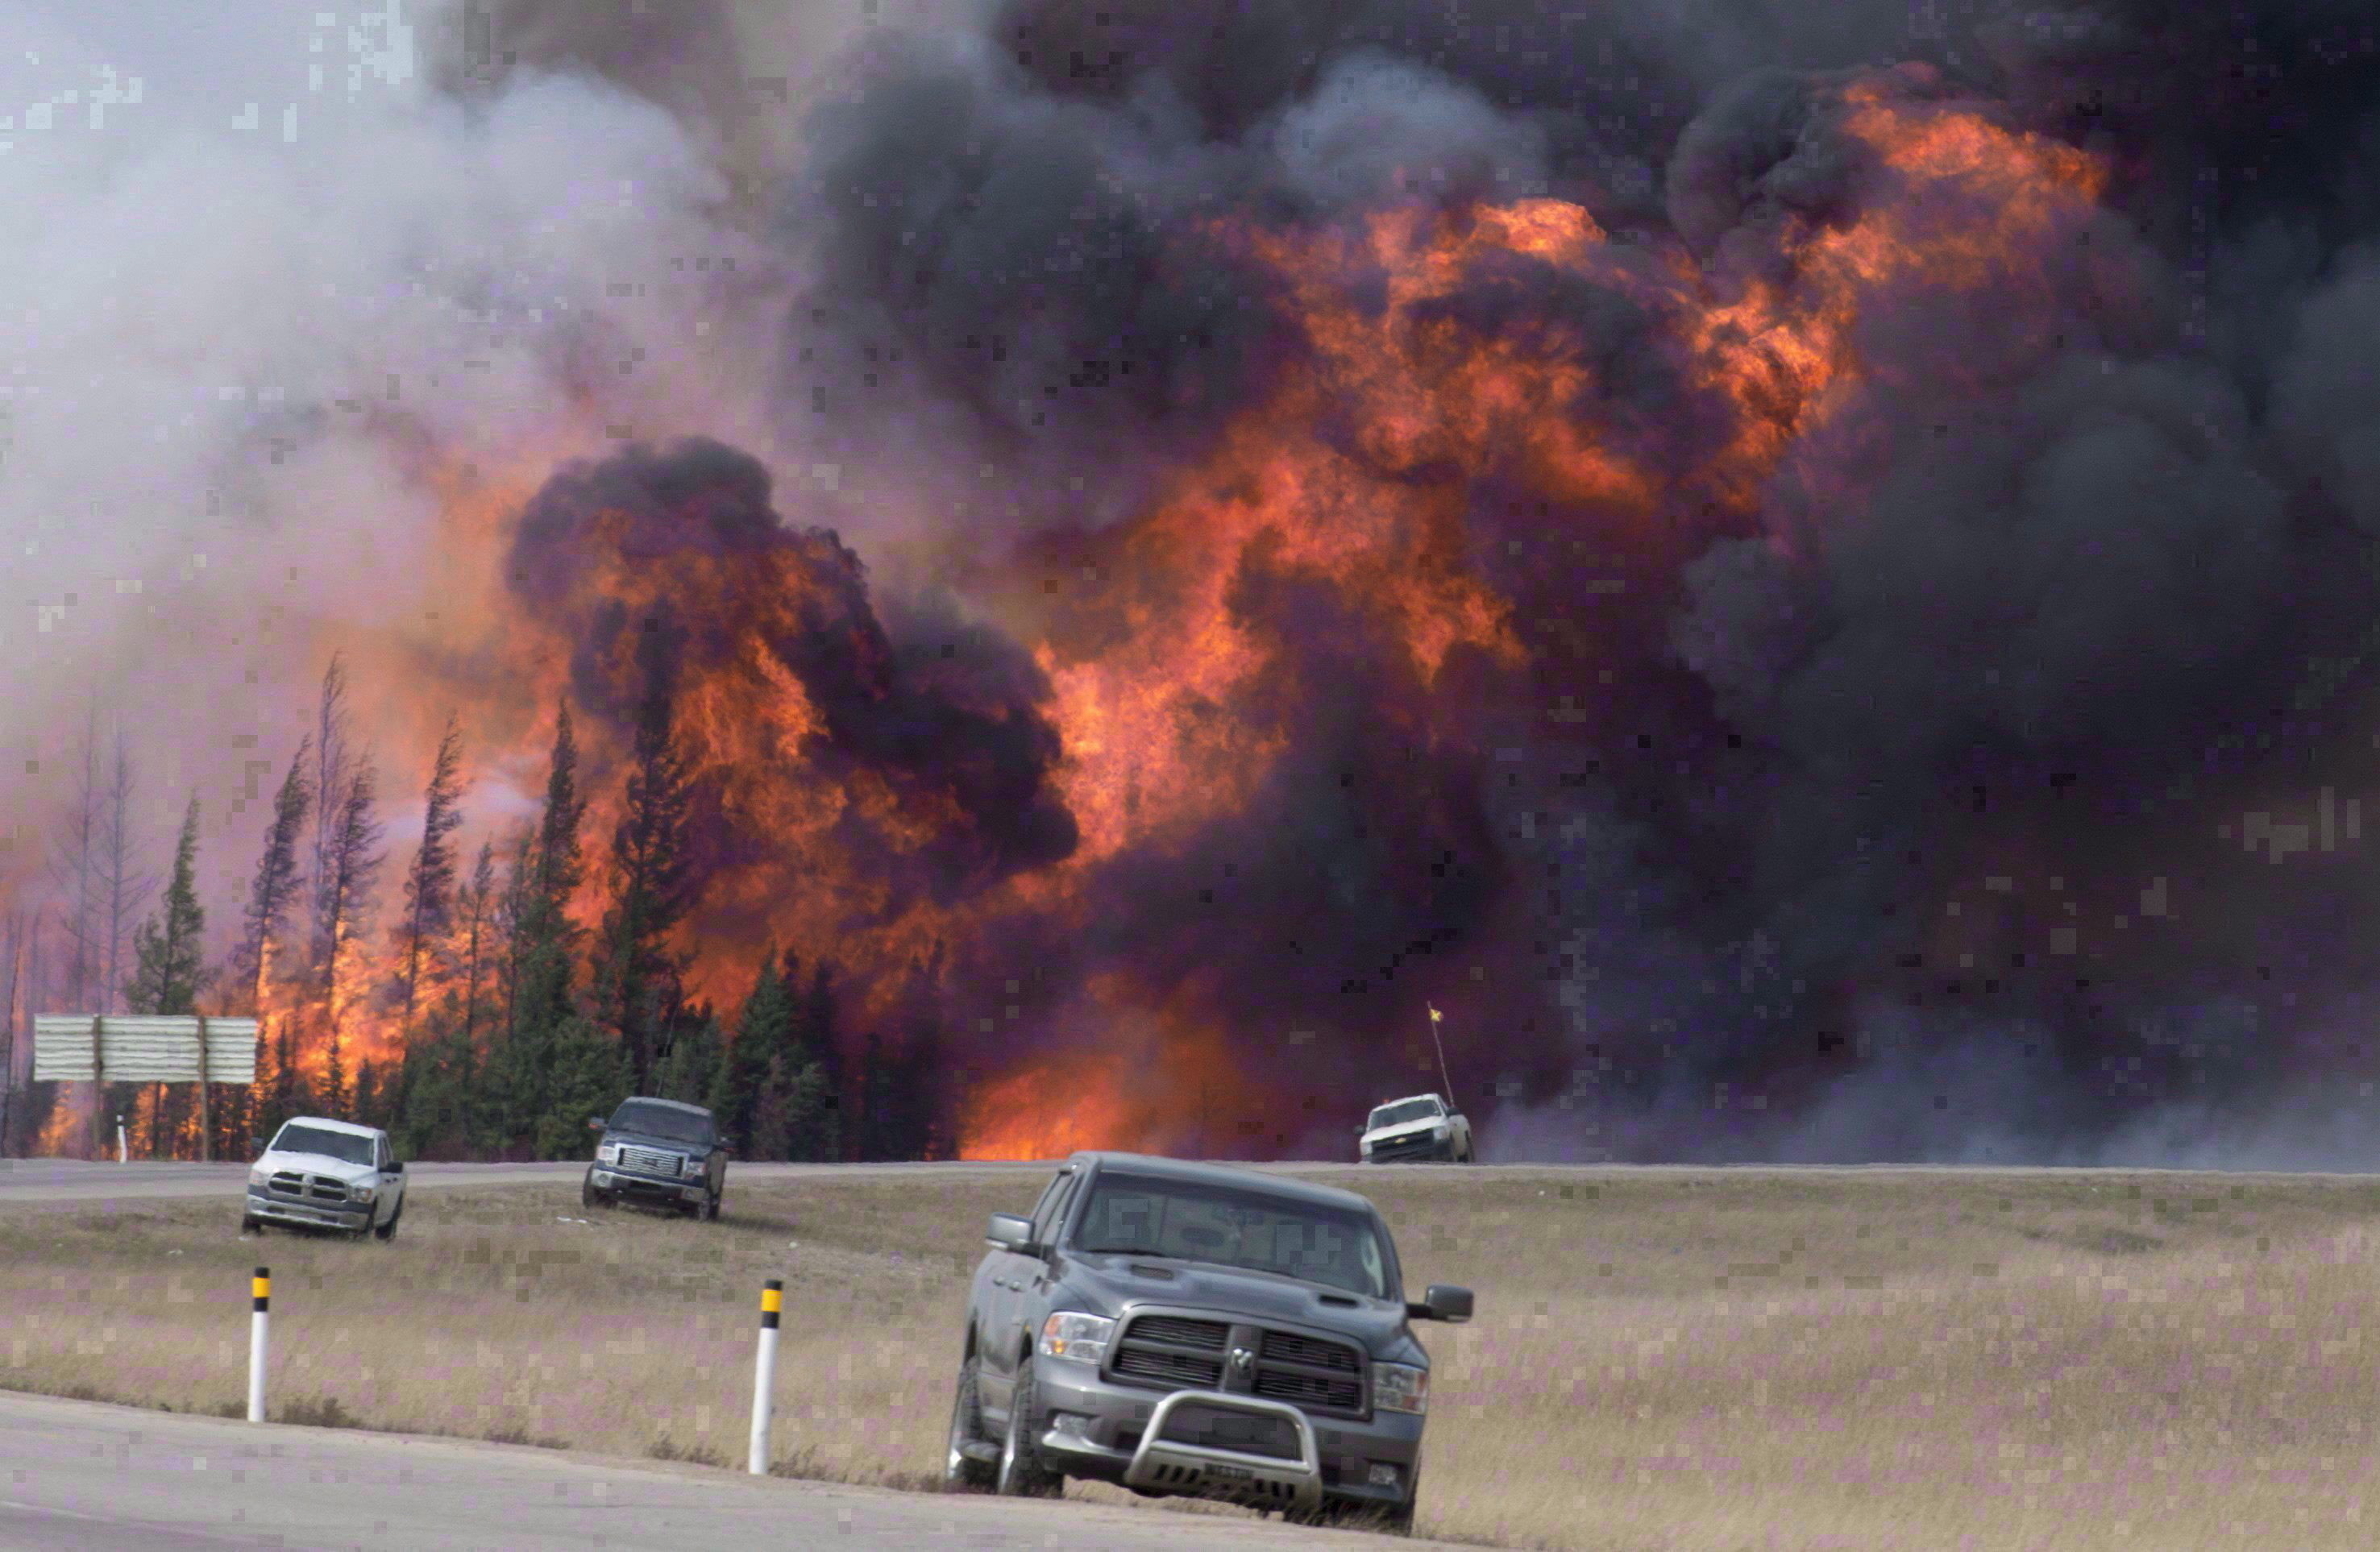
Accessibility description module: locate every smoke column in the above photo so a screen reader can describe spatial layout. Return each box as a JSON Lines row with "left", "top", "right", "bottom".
{"left": 10, "top": 0, "right": 2380, "bottom": 1166}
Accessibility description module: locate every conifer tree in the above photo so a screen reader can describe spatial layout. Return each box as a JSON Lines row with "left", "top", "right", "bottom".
{"left": 708, "top": 952, "right": 789, "bottom": 1154}
{"left": 594, "top": 624, "right": 696, "bottom": 1093}
{"left": 125, "top": 796, "right": 206, "bottom": 1018}
{"left": 235, "top": 737, "right": 314, "bottom": 1015}
{"left": 501, "top": 700, "right": 600, "bottom": 1154}
{"left": 397, "top": 714, "right": 466, "bottom": 1038}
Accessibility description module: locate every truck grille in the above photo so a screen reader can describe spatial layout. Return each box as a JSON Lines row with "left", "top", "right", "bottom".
{"left": 1255, "top": 1330, "right": 1364, "bottom": 1412}
{"left": 1113, "top": 1315, "right": 1228, "bottom": 1387}
{"left": 269, "top": 1171, "right": 351, "bottom": 1202}
{"left": 1369, "top": 1131, "right": 1441, "bottom": 1161}
{"left": 616, "top": 1145, "right": 683, "bottom": 1176}
{"left": 1112, "top": 1314, "right": 1366, "bottom": 1417}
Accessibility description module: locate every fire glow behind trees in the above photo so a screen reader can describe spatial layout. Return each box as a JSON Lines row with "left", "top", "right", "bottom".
{"left": 6, "top": 1, "right": 2380, "bottom": 1166}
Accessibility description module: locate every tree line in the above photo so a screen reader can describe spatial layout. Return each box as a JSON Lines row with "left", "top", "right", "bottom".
{"left": 0, "top": 643, "right": 957, "bottom": 1163}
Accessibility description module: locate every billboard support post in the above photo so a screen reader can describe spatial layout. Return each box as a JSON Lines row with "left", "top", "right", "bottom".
{"left": 196, "top": 1015, "right": 212, "bottom": 1164}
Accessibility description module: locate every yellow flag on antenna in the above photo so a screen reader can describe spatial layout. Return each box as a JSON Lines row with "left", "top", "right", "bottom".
{"left": 1428, "top": 1005, "right": 1443, "bottom": 1023}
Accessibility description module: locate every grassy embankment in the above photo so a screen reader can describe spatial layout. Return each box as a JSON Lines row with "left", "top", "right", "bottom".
{"left": 4, "top": 1164, "right": 2377, "bottom": 1550}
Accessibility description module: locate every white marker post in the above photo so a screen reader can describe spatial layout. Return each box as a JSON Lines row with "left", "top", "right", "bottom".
{"left": 116, "top": 1118, "right": 127, "bottom": 1164}
{"left": 247, "top": 1266, "right": 270, "bottom": 1423}
{"left": 749, "top": 1278, "right": 783, "bottom": 1475}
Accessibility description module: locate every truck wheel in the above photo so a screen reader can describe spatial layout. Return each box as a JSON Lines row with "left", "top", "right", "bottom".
{"left": 373, "top": 1202, "right": 402, "bottom": 1242}
{"left": 240, "top": 1214, "right": 264, "bottom": 1237}
{"left": 995, "top": 1356, "right": 1064, "bottom": 1498}
{"left": 1382, "top": 1467, "right": 1420, "bottom": 1534}
{"left": 944, "top": 1355, "right": 995, "bottom": 1490}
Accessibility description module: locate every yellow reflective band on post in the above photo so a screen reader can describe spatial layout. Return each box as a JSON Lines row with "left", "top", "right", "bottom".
{"left": 252, "top": 1276, "right": 271, "bottom": 1300}
{"left": 760, "top": 1287, "right": 783, "bottom": 1315}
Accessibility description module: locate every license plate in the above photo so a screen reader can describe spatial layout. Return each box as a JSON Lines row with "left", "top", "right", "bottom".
{"left": 1205, "top": 1463, "right": 1253, "bottom": 1483}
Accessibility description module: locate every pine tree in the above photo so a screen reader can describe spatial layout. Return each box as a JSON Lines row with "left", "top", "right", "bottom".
{"left": 804, "top": 963, "right": 849, "bottom": 1160}
{"left": 352, "top": 1057, "right": 378, "bottom": 1129}
{"left": 708, "top": 954, "right": 790, "bottom": 1153}
{"left": 397, "top": 714, "right": 467, "bottom": 1039}
{"left": 235, "top": 738, "right": 314, "bottom": 1015}
{"left": 501, "top": 699, "right": 603, "bottom": 1155}
{"left": 456, "top": 839, "right": 497, "bottom": 1045}
{"left": 125, "top": 796, "right": 206, "bottom": 1017}
{"left": 593, "top": 625, "right": 696, "bottom": 1093}
{"left": 322, "top": 1022, "right": 351, "bottom": 1122}
{"left": 653, "top": 1012, "right": 721, "bottom": 1108}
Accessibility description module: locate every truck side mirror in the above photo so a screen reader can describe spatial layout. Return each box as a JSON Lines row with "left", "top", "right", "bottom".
{"left": 1406, "top": 1284, "right": 1474, "bottom": 1323}
{"left": 587, "top": 1117, "right": 607, "bottom": 1132}
{"left": 985, "top": 1212, "right": 1035, "bottom": 1254}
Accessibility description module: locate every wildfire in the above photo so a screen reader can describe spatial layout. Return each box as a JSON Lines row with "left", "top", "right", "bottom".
{"left": 4, "top": 58, "right": 2134, "bottom": 1166}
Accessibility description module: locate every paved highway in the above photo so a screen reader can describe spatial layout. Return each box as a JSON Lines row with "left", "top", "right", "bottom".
{"left": 0, "top": 1392, "right": 1460, "bottom": 1551}
{"left": 0, "top": 1158, "right": 1047, "bottom": 1204}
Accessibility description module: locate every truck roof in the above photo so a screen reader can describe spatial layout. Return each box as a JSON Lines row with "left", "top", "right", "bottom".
{"left": 1066, "top": 1151, "right": 1381, "bottom": 1214}
{"left": 617, "top": 1095, "right": 711, "bottom": 1115}
{"left": 1372, "top": 1093, "right": 1448, "bottom": 1110}
{"left": 276, "top": 1114, "right": 382, "bottom": 1138}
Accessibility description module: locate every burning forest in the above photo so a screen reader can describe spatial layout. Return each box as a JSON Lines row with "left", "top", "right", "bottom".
{"left": 6, "top": 0, "right": 2380, "bottom": 1167}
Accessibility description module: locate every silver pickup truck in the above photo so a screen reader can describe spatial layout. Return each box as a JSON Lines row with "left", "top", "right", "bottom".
{"left": 942, "top": 1152, "right": 1472, "bottom": 1532}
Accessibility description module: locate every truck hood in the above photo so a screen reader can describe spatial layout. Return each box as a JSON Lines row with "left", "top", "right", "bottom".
{"left": 1061, "top": 1251, "right": 1418, "bottom": 1358}
{"left": 1362, "top": 1119, "right": 1448, "bottom": 1147}
{"left": 598, "top": 1128, "right": 707, "bottom": 1156}
{"left": 253, "top": 1148, "right": 376, "bottom": 1185}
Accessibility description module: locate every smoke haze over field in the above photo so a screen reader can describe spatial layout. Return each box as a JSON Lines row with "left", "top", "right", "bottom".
{"left": 9, "top": 0, "right": 2380, "bottom": 1166}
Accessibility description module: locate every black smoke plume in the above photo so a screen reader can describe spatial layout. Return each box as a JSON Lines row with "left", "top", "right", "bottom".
{"left": 445, "top": 1, "right": 2380, "bottom": 1164}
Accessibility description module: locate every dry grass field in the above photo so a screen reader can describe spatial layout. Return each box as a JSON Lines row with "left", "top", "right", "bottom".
{"left": 3, "top": 1164, "right": 2378, "bottom": 1550}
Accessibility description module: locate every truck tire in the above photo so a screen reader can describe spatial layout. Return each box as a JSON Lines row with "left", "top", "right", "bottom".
{"left": 373, "top": 1202, "right": 402, "bottom": 1241}
{"left": 995, "top": 1356, "right": 1064, "bottom": 1498}
{"left": 944, "top": 1355, "right": 995, "bottom": 1490}
{"left": 241, "top": 1214, "right": 264, "bottom": 1236}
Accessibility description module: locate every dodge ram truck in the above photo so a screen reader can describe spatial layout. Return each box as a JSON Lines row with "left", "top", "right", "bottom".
{"left": 1358, "top": 1093, "right": 1473, "bottom": 1164}
{"left": 242, "top": 1115, "right": 408, "bottom": 1240}
{"left": 584, "top": 1095, "right": 726, "bottom": 1219}
{"left": 943, "top": 1152, "right": 1472, "bottom": 1532}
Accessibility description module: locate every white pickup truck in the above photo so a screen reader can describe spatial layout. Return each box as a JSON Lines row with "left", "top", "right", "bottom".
{"left": 242, "top": 1115, "right": 409, "bottom": 1239}
{"left": 1357, "top": 1093, "right": 1474, "bottom": 1164}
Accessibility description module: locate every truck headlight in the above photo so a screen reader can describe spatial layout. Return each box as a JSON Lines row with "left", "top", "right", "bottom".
{"left": 350, "top": 1184, "right": 376, "bottom": 1205}
{"left": 1373, "top": 1363, "right": 1429, "bottom": 1415}
{"left": 247, "top": 1168, "right": 269, "bottom": 1189}
{"left": 1038, "top": 1312, "right": 1116, "bottom": 1366}
{"left": 596, "top": 1143, "right": 620, "bottom": 1164}
{"left": 1431, "top": 1121, "right": 1449, "bottom": 1138}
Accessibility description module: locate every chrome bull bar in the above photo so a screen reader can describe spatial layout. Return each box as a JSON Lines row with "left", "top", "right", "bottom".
{"left": 1120, "top": 1390, "right": 1324, "bottom": 1513}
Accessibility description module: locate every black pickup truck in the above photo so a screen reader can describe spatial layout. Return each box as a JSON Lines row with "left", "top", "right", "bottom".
{"left": 583, "top": 1096, "right": 726, "bottom": 1220}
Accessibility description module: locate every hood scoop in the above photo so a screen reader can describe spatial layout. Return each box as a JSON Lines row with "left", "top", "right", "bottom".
{"left": 1316, "top": 1293, "right": 1358, "bottom": 1308}
{"left": 1128, "top": 1264, "right": 1178, "bottom": 1280}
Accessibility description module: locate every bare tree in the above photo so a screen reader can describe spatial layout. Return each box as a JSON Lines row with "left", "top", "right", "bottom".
{"left": 0, "top": 909, "right": 23, "bottom": 1155}
{"left": 96, "top": 724, "right": 157, "bottom": 1019}
{"left": 304, "top": 654, "right": 356, "bottom": 990}
{"left": 318, "top": 757, "right": 388, "bottom": 1044}
{"left": 42, "top": 699, "right": 104, "bottom": 1015}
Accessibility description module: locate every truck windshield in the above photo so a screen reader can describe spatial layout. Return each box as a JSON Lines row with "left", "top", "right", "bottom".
{"left": 1072, "top": 1173, "right": 1393, "bottom": 1300}
{"left": 271, "top": 1123, "right": 374, "bottom": 1165}
{"left": 608, "top": 1101, "right": 712, "bottom": 1145}
{"left": 1368, "top": 1099, "right": 1442, "bottom": 1129}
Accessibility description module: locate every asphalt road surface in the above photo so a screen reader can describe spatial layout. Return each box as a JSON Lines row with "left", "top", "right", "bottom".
{"left": 0, "top": 1392, "right": 1461, "bottom": 1551}
{"left": 0, "top": 1159, "right": 1048, "bottom": 1205}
